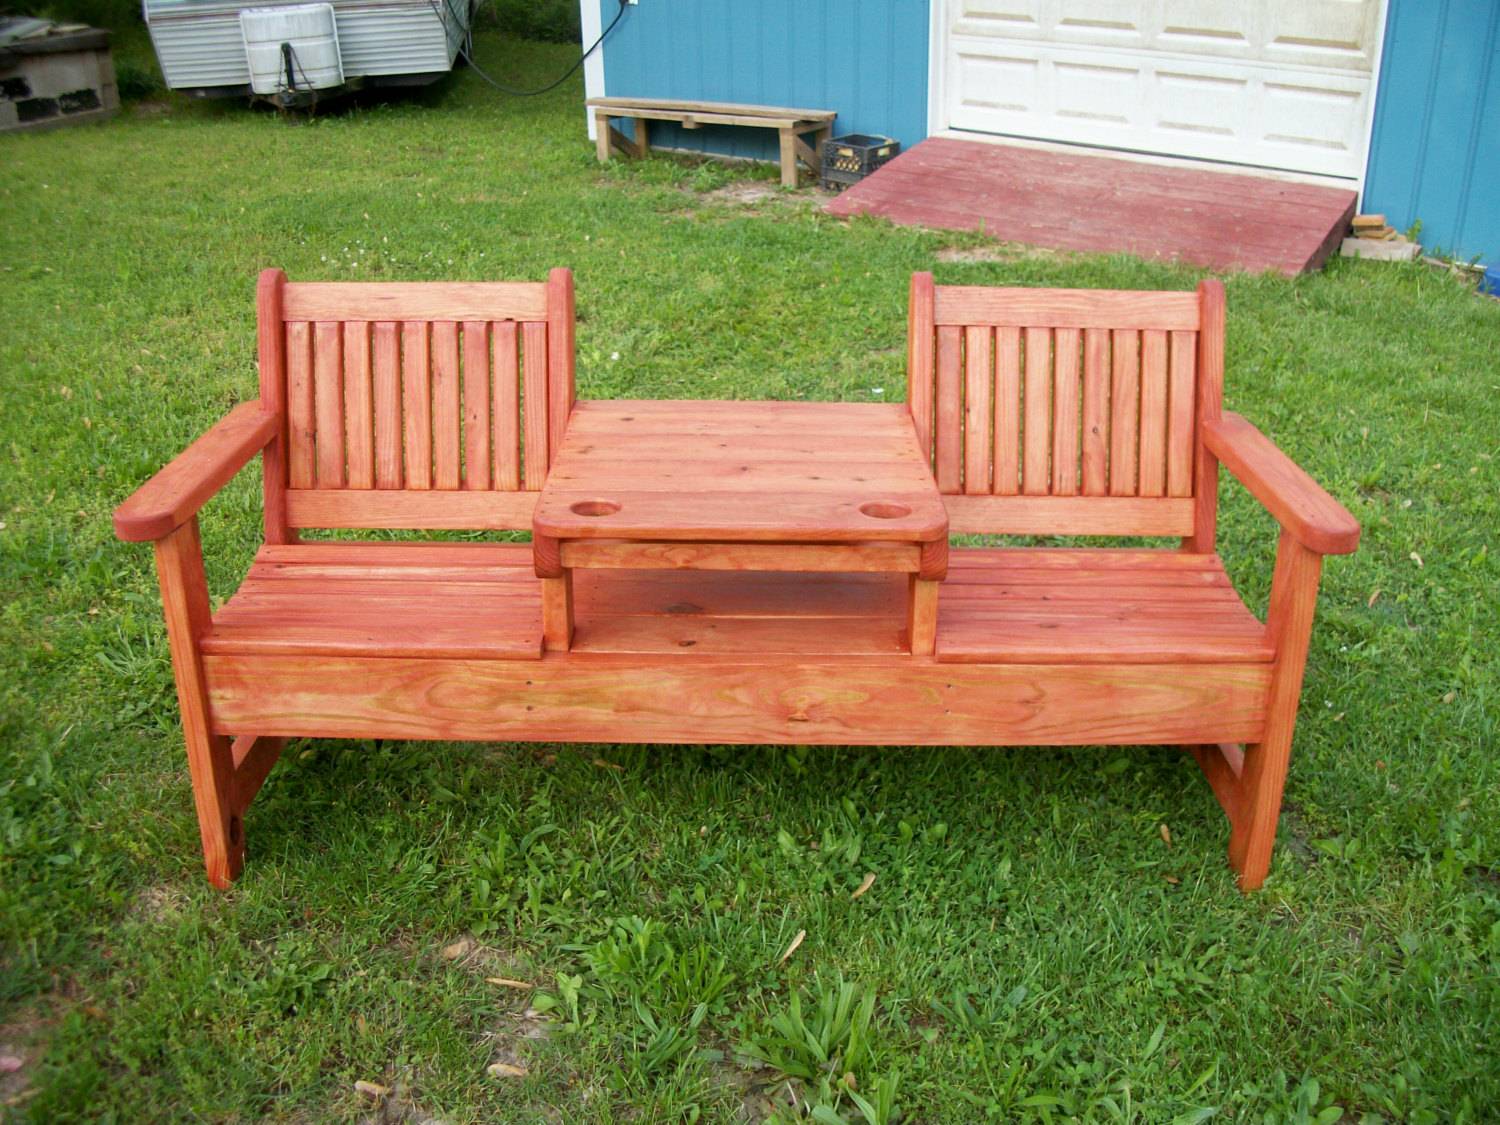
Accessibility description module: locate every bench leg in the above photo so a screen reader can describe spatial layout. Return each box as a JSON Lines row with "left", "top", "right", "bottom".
{"left": 792, "top": 131, "right": 821, "bottom": 178}
{"left": 155, "top": 518, "right": 244, "bottom": 888}
{"left": 543, "top": 572, "right": 575, "bottom": 651}
{"left": 632, "top": 117, "right": 650, "bottom": 159}
{"left": 595, "top": 111, "right": 613, "bottom": 162}
{"left": 1195, "top": 531, "right": 1323, "bottom": 891}
{"left": 231, "top": 734, "right": 286, "bottom": 819}
{"left": 778, "top": 127, "right": 799, "bottom": 188}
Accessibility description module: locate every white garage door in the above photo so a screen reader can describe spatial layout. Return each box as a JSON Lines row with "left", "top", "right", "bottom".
{"left": 942, "top": 1, "right": 1382, "bottom": 179}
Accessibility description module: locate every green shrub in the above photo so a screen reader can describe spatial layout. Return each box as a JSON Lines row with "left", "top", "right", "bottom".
{"left": 34, "top": 0, "right": 143, "bottom": 33}
{"left": 481, "top": 0, "right": 581, "bottom": 43}
{"left": 114, "top": 56, "right": 162, "bottom": 100}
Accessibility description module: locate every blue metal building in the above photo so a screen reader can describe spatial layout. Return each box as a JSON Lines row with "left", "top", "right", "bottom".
{"left": 582, "top": 0, "right": 1498, "bottom": 265}
{"left": 1364, "top": 0, "right": 1499, "bottom": 263}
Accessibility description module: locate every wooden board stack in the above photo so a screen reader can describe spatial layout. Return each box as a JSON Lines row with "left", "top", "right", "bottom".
{"left": 1341, "top": 214, "right": 1420, "bottom": 261}
{"left": 1352, "top": 213, "right": 1400, "bottom": 240}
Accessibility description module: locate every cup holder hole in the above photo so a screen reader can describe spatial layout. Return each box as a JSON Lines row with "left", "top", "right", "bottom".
{"left": 570, "top": 500, "right": 621, "bottom": 517}
{"left": 859, "top": 501, "right": 911, "bottom": 520}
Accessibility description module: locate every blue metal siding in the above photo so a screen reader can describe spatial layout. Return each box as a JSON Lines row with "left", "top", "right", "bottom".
{"left": 598, "top": 0, "right": 929, "bottom": 162}
{"left": 1364, "top": 0, "right": 1500, "bottom": 263}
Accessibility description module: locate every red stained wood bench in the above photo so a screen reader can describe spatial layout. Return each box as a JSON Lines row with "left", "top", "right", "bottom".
{"left": 114, "top": 269, "right": 1357, "bottom": 893}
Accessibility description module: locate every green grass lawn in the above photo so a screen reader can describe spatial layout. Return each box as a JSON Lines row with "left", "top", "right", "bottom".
{"left": 2, "top": 33, "right": 1497, "bottom": 1125}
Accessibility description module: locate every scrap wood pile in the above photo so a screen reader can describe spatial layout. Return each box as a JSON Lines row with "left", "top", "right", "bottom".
{"left": 1341, "top": 213, "right": 1420, "bottom": 261}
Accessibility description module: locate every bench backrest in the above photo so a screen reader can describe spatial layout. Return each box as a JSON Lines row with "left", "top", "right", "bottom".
{"left": 907, "top": 273, "right": 1224, "bottom": 545}
{"left": 256, "top": 268, "right": 574, "bottom": 540}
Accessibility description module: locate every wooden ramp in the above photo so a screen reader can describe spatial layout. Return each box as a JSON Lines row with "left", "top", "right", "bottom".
{"left": 825, "top": 137, "right": 1357, "bottom": 275}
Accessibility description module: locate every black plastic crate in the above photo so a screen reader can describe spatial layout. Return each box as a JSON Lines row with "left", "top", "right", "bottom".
{"left": 820, "top": 133, "right": 899, "bottom": 191}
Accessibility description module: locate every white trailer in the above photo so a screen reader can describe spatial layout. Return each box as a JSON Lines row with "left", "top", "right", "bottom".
{"left": 144, "top": 0, "right": 471, "bottom": 105}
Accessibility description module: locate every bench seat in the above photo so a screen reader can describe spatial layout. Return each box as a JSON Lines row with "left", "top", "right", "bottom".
{"left": 937, "top": 549, "right": 1272, "bottom": 665}
{"left": 204, "top": 543, "right": 1269, "bottom": 667}
{"left": 204, "top": 542, "right": 544, "bottom": 660}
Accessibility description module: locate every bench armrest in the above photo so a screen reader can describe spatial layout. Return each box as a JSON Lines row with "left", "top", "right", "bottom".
{"left": 113, "top": 401, "right": 280, "bottom": 543}
{"left": 1202, "top": 412, "right": 1360, "bottom": 556}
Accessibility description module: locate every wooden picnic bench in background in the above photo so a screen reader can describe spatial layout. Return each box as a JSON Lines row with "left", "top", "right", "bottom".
{"left": 587, "top": 97, "right": 836, "bottom": 187}
{"left": 114, "top": 269, "right": 1358, "bottom": 894}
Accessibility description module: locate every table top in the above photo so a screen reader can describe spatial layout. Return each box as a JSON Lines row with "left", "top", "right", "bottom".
{"left": 533, "top": 400, "right": 947, "bottom": 544}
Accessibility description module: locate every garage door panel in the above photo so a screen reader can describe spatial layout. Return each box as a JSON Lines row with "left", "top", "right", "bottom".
{"left": 1159, "top": 3, "right": 1252, "bottom": 52}
{"left": 1055, "top": 60, "right": 1137, "bottom": 124}
{"left": 1054, "top": 2, "right": 1146, "bottom": 44}
{"left": 1154, "top": 71, "right": 1244, "bottom": 139}
{"left": 944, "top": 0, "right": 1379, "bottom": 178}
{"left": 1261, "top": 81, "right": 1365, "bottom": 153}
{"left": 954, "top": 1, "right": 1043, "bottom": 37}
{"left": 949, "top": 39, "right": 1373, "bottom": 177}
{"left": 1265, "top": 1, "right": 1379, "bottom": 69}
{"left": 956, "top": 52, "right": 1040, "bottom": 113}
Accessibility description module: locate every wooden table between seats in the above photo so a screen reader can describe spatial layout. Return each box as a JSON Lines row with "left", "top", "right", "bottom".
{"left": 533, "top": 400, "right": 949, "bottom": 653}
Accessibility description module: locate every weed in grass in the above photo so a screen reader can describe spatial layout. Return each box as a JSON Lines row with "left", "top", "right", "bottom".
{"left": 740, "top": 973, "right": 882, "bottom": 1085}
{"left": 738, "top": 972, "right": 900, "bottom": 1122}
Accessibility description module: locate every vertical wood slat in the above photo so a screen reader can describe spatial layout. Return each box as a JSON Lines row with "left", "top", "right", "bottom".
{"left": 255, "top": 269, "right": 292, "bottom": 543}
{"left": 522, "top": 321, "right": 549, "bottom": 489}
{"left": 493, "top": 321, "right": 521, "bottom": 491}
{"left": 1051, "top": 327, "right": 1081, "bottom": 495}
{"left": 402, "top": 321, "right": 432, "bottom": 490}
{"left": 285, "top": 322, "right": 315, "bottom": 489}
{"left": 1167, "top": 329, "right": 1198, "bottom": 497}
{"left": 431, "top": 322, "right": 461, "bottom": 490}
{"left": 1081, "top": 327, "right": 1109, "bottom": 496}
{"left": 1138, "top": 328, "right": 1169, "bottom": 497}
{"left": 372, "top": 322, "right": 402, "bottom": 489}
{"left": 546, "top": 268, "right": 576, "bottom": 462}
{"left": 1109, "top": 329, "right": 1140, "bottom": 496}
{"left": 313, "top": 322, "right": 345, "bottom": 488}
{"left": 343, "top": 321, "right": 374, "bottom": 489}
{"left": 992, "top": 326, "right": 1022, "bottom": 496}
{"left": 1190, "top": 279, "right": 1226, "bottom": 551}
{"left": 963, "top": 326, "right": 991, "bottom": 495}
{"left": 462, "top": 321, "right": 491, "bottom": 490}
{"left": 934, "top": 325, "right": 963, "bottom": 493}
{"left": 1022, "top": 327, "right": 1051, "bottom": 495}
{"left": 907, "top": 272, "right": 936, "bottom": 461}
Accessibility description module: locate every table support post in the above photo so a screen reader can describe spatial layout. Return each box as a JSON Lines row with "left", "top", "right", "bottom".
{"left": 908, "top": 577, "right": 938, "bottom": 656}
{"left": 542, "top": 574, "right": 574, "bottom": 651}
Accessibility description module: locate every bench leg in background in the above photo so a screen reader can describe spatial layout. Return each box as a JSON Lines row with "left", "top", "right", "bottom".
{"left": 155, "top": 518, "right": 245, "bottom": 888}
{"left": 595, "top": 111, "right": 612, "bottom": 163}
{"left": 792, "top": 131, "right": 822, "bottom": 183}
{"left": 778, "top": 127, "right": 799, "bottom": 188}
{"left": 596, "top": 113, "right": 648, "bottom": 163}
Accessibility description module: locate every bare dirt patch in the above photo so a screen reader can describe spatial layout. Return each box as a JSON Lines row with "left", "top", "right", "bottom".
{"left": 702, "top": 181, "right": 785, "bottom": 207}
{"left": 935, "top": 243, "right": 1056, "bottom": 264}
{"left": 130, "top": 883, "right": 188, "bottom": 925}
{"left": 433, "top": 935, "right": 538, "bottom": 985}
{"left": 0, "top": 1006, "right": 50, "bottom": 1113}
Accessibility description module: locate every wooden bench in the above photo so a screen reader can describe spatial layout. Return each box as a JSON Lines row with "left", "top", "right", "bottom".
{"left": 114, "top": 270, "right": 1357, "bottom": 893}
{"left": 587, "top": 97, "right": 836, "bottom": 187}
